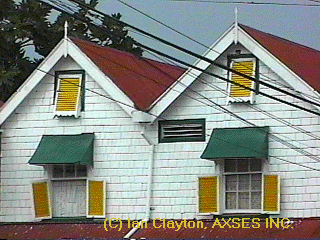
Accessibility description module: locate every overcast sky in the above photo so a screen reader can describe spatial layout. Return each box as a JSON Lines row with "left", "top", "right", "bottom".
{"left": 96, "top": 0, "right": 320, "bottom": 63}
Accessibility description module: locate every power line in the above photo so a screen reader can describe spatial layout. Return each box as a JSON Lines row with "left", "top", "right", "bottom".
{"left": 116, "top": 0, "right": 320, "bottom": 106}
{"left": 165, "top": 0, "right": 320, "bottom": 6}
{"left": 137, "top": 41, "right": 320, "bottom": 117}
{"left": 46, "top": 0, "right": 320, "bottom": 163}
{"left": 36, "top": 54, "right": 320, "bottom": 172}
{"left": 309, "top": 0, "right": 320, "bottom": 3}
{"left": 141, "top": 49, "right": 320, "bottom": 164}
{"left": 63, "top": 0, "right": 320, "bottom": 115}
{"left": 153, "top": 50, "right": 320, "bottom": 149}
{"left": 35, "top": 0, "right": 320, "bottom": 168}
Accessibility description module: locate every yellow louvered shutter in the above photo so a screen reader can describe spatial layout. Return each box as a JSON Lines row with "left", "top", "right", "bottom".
{"left": 87, "top": 180, "right": 106, "bottom": 217}
{"left": 198, "top": 176, "right": 219, "bottom": 214}
{"left": 263, "top": 175, "right": 280, "bottom": 213}
{"left": 229, "top": 61, "right": 255, "bottom": 98}
{"left": 32, "top": 181, "right": 52, "bottom": 219}
{"left": 55, "top": 78, "right": 81, "bottom": 113}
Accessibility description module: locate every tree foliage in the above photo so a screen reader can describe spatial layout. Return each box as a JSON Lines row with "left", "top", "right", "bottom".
{"left": 0, "top": 0, "right": 142, "bottom": 102}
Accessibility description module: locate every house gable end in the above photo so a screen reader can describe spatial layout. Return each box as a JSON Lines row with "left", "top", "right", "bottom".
{"left": 0, "top": 38, "right": 138, "bottom": 126}
{"left": 149, "top": 24, "right": 320, "bottom": 121}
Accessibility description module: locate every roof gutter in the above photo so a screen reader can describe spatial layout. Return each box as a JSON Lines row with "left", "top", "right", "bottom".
{"left": 124, "top": 124, "right": 155, "bottom": 239}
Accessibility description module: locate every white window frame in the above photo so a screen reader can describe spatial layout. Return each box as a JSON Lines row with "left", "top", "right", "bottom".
{"left": 54, "top": 72, "right": 83, "bottom": 118}
{"left": 50, "top": 164, "right": 88, "bottom": 181}
{"left": 227, "top": 58, "right": 257, "bottom": 104}
{"left": 221, "top": 158, "right": 264, "bottom": 214}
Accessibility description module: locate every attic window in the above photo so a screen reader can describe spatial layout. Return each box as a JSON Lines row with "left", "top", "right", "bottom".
{"left": 54, "top": 70, "right": 85, "bottom": 118}
{"left": 159, "top": 119, "right": 205, "bottom": 143}
{"left": 227, "top": 54, "right": 259, "bottom": 104}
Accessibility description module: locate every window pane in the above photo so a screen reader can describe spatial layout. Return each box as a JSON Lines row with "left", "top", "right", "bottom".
{"left": 77, "top": 165, "right": 87, "bottom": 177}
{"left": 237, "top": 160, "right": 249, "bottom": 172}
{"left": 251, "top": 192, "right": 261, "bottom": 209}
{"left": 250, "top": 159, "right": 262, "bottom": 171}
{"left": 225, "top": 160, "right": 236, "bottom": 172}
{"left": 226, "top": 192, "right": 237, "bottom": 209}
{"left": 53, "top": 165, "right": 63, "bottom": 178}
{"left": 238, "top": 192, "right": 249, "bottom": 209}
{"left": 251, "top": 174, "right": 262, "bottom": 190}
{"left": 226, "top": 175, "right": 237, "bottom": 191}
{"left": 238, "top": 174, "right": 250, "bottom": 190}
{"left": 65, "top": 165, "right": 75, "bottom": 178}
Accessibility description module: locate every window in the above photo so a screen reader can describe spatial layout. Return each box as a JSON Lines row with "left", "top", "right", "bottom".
{"left": 227, "top": 54, "right": 259, "bottom": 104}
{"left": 52, "top": 164, "right": 87, "bottom": 179}
{"left": 158, "top": 119, "right": 205, "bottom": 143}
{"left": 224, "top": 159, "right": 262, "bottom": 211}
{"left": 197, "top": 160, "right": 280, "bottom": 215}
{"left": 31, "top": 179, "right": 107, "bottom": 219}
{"left": 54, "top": 70, "right": 85, "bottom": 118}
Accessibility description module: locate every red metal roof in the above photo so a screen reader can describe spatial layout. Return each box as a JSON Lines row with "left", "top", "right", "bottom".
{"left": 2, "top": 218, "right": 319, "bottom": 239}
{"left": 71, "top": 38, "right": 186, "bottom": 111}
{"left": 240, "top": 24, "right": 320, "bottom": 92}
{"left": 0, "top": 222, "right": 131, "bottom": 239}
{"left": 132, "top": 218, "right": 320, "bottom": 239}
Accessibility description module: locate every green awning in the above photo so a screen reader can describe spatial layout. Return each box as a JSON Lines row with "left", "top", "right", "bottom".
{"left": 29, "top": 133, "right": 94, "bottom": 166}
{"left": 201, "top": 126, "right": 269, "bottom": 160}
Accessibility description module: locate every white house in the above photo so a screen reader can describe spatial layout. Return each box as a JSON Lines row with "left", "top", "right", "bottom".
{"left": 1, "top": 22, "right": 320, "bottom": 225}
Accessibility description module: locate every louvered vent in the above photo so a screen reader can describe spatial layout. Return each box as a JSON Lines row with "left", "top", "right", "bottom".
{"left": 159, "top": 119, "right": 205, "bottom": 143}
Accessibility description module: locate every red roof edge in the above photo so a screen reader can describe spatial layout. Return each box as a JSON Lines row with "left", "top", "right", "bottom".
{"left": 239, "top": 24, "right": 320, "bottom": 53}
{"left": 71, "top": 37, "right": 187, "bottom": 111}
{"left": 238, "top": 24, "right": 320, "bottom": 92}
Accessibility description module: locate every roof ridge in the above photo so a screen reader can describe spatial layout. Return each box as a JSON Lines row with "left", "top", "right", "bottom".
{"left": 239, "top": 23, "right": 320, "bottom": 54}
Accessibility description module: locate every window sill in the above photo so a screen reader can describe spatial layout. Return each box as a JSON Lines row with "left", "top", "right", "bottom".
{"left": 223, "top": 209, "right": 262, "bottom": 214}
{"left": 51, "top": 177, "right": 87, "bottom": 181}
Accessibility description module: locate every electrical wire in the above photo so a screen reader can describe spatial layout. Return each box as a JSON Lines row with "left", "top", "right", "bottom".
{"left": 62, "top": 37, "right": 320, "bottom": 166}
{"left": 37, "top": 64, "right": 320, "bottom": 172}
{"left": 32, "top": 0, "right": 320, "bottom": 169}
{"left": 165, "top": 0, "right": 320, "bottom": 6}
{"left": 47, "top": 0, "right": 320, "bottom": 164}
{"left": 115, "top": 0, "right": 320, "bottom": 104}
{"left": 151, "top": 49, "right": 320, "bottom": 149}
{"left": 139, "top": 48, "right": 320, "bottom": 164}
{"left": 64, "top": 0, "right": 320, "bottom": 114}
{"left": 44, "top": 0, "right": 320, "bottom": 160}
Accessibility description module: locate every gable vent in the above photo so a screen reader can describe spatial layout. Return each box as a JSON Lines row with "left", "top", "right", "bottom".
{"left": 159, "top": 119, "right": 205, "bottom": 143}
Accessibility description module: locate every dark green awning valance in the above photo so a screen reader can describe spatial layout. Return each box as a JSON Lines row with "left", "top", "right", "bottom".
{"left": 201, "top": 126, "right": 269, "bottom": 160}
{"left": 29, "top": 133, "right": 94, "bottom": 166}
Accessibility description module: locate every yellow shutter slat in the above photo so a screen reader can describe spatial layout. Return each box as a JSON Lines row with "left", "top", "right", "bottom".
{"left": 55, "top": 78, "right": 81, "bottom": 112}
{"left": 263, "top": 175, "right": 280, "bottom": 213}
{"left": 32, "top": 181, "right": 51, "bottom": 219}
{"left": 87, "top": 180, "right": 106, "bottom": 217}
{"left": 230, "top": 61, "right": 255, "bottom": 98}
{"left": 198, "top": 176, "right": 219, "bottom": 214}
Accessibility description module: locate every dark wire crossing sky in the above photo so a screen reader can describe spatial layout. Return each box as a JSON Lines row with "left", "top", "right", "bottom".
{"left": 95, "top": 0, "right": 319, "bottom": 64}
